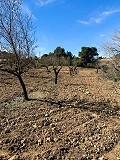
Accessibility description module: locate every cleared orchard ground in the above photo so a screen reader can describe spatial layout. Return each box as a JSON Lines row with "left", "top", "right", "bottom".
{"left": 0, "top": 67, "right": 120, "bottom": 159}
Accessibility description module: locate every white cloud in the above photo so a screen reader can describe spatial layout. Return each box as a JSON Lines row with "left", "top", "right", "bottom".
{"left": 76, "top": 20, "right": 90, "bottom": 25}
{"left": 36, "top": 0, "right": 57, "bottom": 7}
{"left": 100, "top": 34, "right": 106, "bottom": 37}
{"left": 102, "top": 9, "right": 120, "bottom": 16}
{"left": 77, "top": 9, "right": 120, "bottom": 25}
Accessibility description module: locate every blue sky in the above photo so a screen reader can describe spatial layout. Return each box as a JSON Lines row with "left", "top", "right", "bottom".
{"left": 23, "top": 0, "right": 120, "bottom": 56}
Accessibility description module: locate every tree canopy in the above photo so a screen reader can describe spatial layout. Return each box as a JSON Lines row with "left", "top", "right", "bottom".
{"left": 78, "top": 47, "right": 99, "bottom": 67}
{"left": 40, "top": 46, "right": 74, "bottom": 66}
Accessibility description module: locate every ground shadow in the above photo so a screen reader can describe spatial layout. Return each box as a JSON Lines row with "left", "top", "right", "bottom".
{"left": 38, "top": 97, "right": 120, "bottom": 117}
{"left": 1, "top": 94, "right": 119, "bottom": 117}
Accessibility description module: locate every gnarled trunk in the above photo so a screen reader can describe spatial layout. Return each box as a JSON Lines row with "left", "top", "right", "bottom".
{"left": 17, "top": 74, "right": 29, "bottom": 100}
{"left": 55, "top": 72, "right": 58, "bottom": 84}
{"left": 53, "top": 66, "right": 62, "bottom": 84}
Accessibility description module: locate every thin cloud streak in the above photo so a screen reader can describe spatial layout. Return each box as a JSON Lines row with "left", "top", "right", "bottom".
{"left": 102, "top": 9, "right": 120, "bottom": 16}
{"left": 36, "top": 0, "right": 57, "bottom": 7}
{"left": 77, "top": 9, "right": 120, "bottom": 25}
{"left": 100, "top": 34, "right": 106, "bottom": 37}
{"left": 76, "top": 20, "right": 90, "bottom": 25}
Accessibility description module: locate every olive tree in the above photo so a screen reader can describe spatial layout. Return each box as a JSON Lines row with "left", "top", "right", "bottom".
{"left": 0, "top": 0, "right": 36, "bottom": 100}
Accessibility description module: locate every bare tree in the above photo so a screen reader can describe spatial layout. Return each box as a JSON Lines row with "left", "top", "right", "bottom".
{"left": 0, "top": 0, "right": 36, "bottom": 100}
{"left": 50, "top": 55, "right": 64, "bottom": 84}
{"left": 68, "top": 58, "right": 78, "bottom": 76}
{"left": 40, "top": 54, "right": 51, "bottom": 72}
{"left": 40, "top": 47, "right": 67, "bottom": 84}
{"left": 102, "top": 28, "right": 120, "bottom": 81}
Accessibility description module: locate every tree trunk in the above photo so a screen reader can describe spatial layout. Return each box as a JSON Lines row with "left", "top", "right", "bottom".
{"left": 69, "top": 66, "right": 73, "bottom": 75}
{"left": 17, "top": 74, "right": 29, "bottom": 100}
{"left": 96, "top": 67, "right": 99, "bottom": 73}
{"left": 45, "top": 66, "right": 50, "bottom": 72}
{"left": 55, "top": 72, "right": 58, "bottom": 84}
{"left": 53, "top": 66, "right": 62, "bottom": 84}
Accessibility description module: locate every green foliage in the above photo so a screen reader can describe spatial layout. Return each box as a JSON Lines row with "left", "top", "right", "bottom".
{"left": 53, "top": 47, "right": 66, "bottom": 58}
{"left": 40, "top": 47, "right": 74, "bottom": 67}
{"left": 78, "top": 47, "right": 99, "bottom": 67}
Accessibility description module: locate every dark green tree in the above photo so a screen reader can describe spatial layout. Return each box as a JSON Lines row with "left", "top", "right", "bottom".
{"left": 78, "top": 47, "right": 99, "bottom": 67}
{"left": 53, "top": 46, "right": 66, "bottom": 58}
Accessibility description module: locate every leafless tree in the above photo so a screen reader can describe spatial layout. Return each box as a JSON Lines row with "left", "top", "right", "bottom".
{"left": 102, "top": 28, "right": 120, "bottom": 81}
{"left": 68, "top": 59, "right": 78, "bottom": 76}
{"left": 39, "top": 55, "right": 51, "bottom": 72}
{"left": 40, "top": 47, "right": 68, "bottom": 84}
{"left": 50, "top": 55, "right": 64, "bottom": 84}
{"left": 0, "top": 0, "right": 36, "bottom": 100}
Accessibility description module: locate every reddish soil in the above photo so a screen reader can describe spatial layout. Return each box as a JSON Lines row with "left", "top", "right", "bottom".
{"left": 0, "top": 67, "right": 120, "bottom": 160}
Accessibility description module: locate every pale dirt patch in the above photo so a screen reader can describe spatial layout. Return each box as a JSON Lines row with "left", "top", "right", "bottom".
{"left": 29, "top": 91, "right": 46, "bottom": 99}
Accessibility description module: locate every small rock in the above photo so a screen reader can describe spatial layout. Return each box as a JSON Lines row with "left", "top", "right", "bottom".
{"left": 86, "top": 91, "right": 90, "bottom": 95}
{"left": 50, "top": 123, "right": 56, "bottom": 127}
{"left": 53, "top": 137, "right": 58, "bottom": 142}
{"left": 33, "top": 124, "right": 37, "bottom": 128}
{"left": 45, "top": 114, "right": 49, "bottom": 117}
{"left": 46, "top": 137, "right": 54, "bottom": 143}
{"left": 46, "top": 137, "right": 51, "bottom": 142}
{"left": 38, "top": 139, "right": 43, "bottom": 145}
{"left": 21, "top": 139, "right": 25, "bottom": 144}
{"left": 5, "top": 128, "right": 11, "bottom": 133}
{"left": 53, "top": 118, "right": 58, "bottom": 122}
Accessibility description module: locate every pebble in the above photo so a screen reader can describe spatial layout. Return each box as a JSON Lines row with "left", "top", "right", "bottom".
{"left": 38, "top": 139, "right": 43, "bottom": 145}
{"left": 33, "top": 124, "right": 37, "bottom": 128}
{"left": 46, "top": 137, "right": 51, "bottom": 142}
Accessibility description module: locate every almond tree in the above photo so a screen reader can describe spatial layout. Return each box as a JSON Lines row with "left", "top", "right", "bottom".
{"left": 40, "top": 54, "right": 51, "bottom": 72}
{"left": 103, "top": 28, "right": 120, "bottom": 81}
{"left": 0, "top": 0, "right": 36, "bottom": 100}
{"left": 40, "top": 47, "right": 67, "bottom": 84}
{"left": 50, "top": 47, "right": 66, "bottom": 84}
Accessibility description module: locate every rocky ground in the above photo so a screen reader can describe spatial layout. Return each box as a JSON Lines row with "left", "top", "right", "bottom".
{"left": 0, "top": 67, "right": 120, "bottom": 160}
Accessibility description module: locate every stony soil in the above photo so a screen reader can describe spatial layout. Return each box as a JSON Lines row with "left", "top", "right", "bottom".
{"left": 0, "top": 67, "right": 120, "bottom": 160}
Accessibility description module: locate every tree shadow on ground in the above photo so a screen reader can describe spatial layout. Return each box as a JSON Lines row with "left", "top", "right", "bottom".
{"left": 1, "top": 94, "right": 119, "bottom": 118}
{"left": 39, "top": 98, "right": 120, "bottom": 117}
{"left": 65, "top": 83, "right": 87, "bottom": 87}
